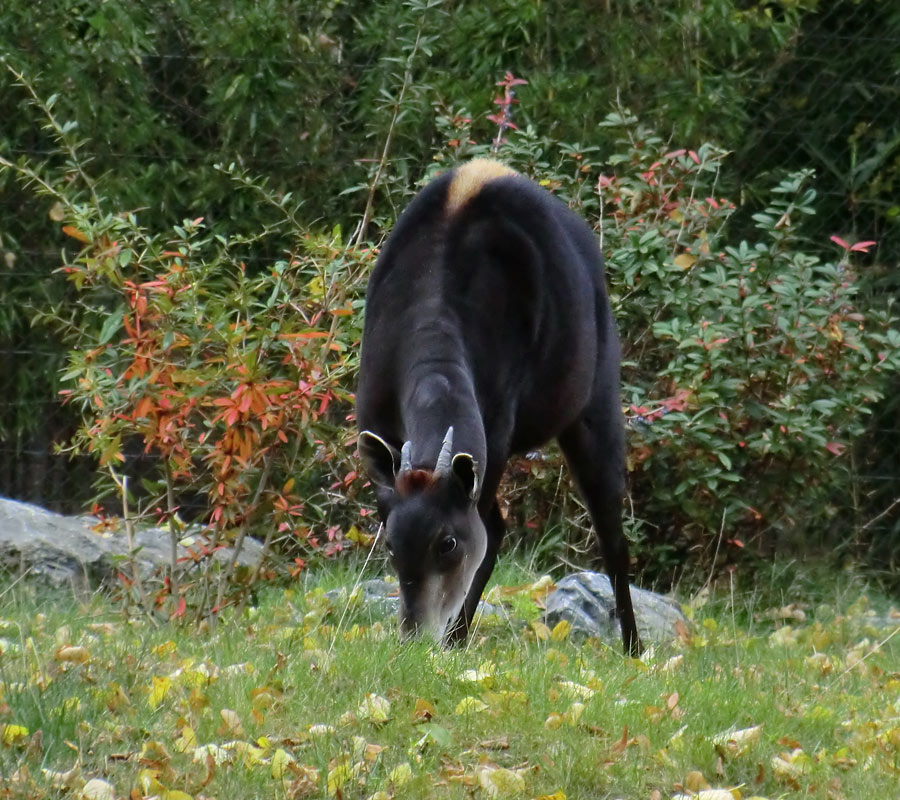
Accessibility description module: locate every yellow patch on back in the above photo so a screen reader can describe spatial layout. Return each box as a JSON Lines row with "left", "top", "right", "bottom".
{"left": 445, "top": 158, "right": 518, "bottom": 216}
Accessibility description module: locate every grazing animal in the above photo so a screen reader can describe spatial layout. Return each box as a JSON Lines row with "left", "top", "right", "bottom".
{"left": 356, "top": 158, "right": 641, "bottom": 655}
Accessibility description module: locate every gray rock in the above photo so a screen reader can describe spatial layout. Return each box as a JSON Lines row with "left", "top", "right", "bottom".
{"left": 360, "top": 578, "right": 401, "bottom": 617}
{"left": 0, "top": 497, "right": 263, "bottom": 590}
{"left": 544, "top": 571, "right": 687, "bottom": 646}
{"left": 322, "top": 579, "right": 401, "bottom": 619}
{"left": 853, "top": 613, "right": 900, "bottom": 632}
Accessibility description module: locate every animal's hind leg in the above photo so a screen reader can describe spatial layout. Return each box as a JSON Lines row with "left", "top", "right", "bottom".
{"left": 558, "top": 391, "right": 641, "bottom": 656}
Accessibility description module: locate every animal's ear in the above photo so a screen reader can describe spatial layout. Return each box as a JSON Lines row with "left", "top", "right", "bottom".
{"left": 450, "top": 452, "right": 479, "bottom": 502}
{"left": 358, "top": 431, "right": 399, "bottom": 489}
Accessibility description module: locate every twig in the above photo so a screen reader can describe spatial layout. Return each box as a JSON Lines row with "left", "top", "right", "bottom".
{"left": 0, "top": 567, "right": 34, "bottom": 603}
{"left": 857, "top": 496, "right": 900, "bottom": 534}
{"left": 352, "top": 20, "right": 427, "bottom": 246}
{"left": 3, "top": 59, "right": 101, "bottom": 212}
{"left": 213, "top": 453, "right": 274, "bottom": 616}
{"left": 164, "top": 459, "right": 180, "bottom": 605}
{"left": 108, "top": 468, "right": 152, "bottom": 615}
{"left": 832, "top": 623, "right": 900, "bottom": 684}
{"left": 488, "top": 73, "right": 528, "bottom": 154}
{"left": 701, "top": 507, "right": 727, "bottom": 595}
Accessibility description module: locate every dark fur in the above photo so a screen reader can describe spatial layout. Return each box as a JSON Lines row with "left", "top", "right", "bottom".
{"left": 356, "top": 163, "right": 640, "bottom": 654}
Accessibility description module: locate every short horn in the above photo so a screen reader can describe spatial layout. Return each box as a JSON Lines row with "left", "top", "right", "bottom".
{"left": 434, "top": 426, "right": 454, "bottom": 472}
{"left": 399, "top": 441, "right": 412, "bottom": 473}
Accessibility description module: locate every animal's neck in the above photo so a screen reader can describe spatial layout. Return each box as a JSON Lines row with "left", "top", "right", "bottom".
{"left": 401, "top": 362, "right": 487, "bottom": 473}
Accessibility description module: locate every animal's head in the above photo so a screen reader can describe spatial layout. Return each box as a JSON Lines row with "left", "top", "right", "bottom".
{"left": 358, "top": 426, "right": 485, "bottom": 642}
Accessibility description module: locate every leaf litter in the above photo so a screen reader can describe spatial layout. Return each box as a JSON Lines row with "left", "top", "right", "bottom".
{"left": 1, "top": 584, "right": 899, "bottom": 799}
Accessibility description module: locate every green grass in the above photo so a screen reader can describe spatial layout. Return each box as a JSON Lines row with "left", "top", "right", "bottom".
{"left": 1, "top": 562, "right": 899, "bottom": 800}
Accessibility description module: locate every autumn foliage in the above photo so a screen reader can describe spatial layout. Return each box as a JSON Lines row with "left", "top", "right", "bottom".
{"left": 7, "top": 67, "right": 900, "bottom": 610}
{"left": 52, "top": 206, "right": 370, "bottom": 617}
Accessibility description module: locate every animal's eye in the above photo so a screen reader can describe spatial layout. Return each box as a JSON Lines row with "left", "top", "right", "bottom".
{"left": 437, "top": 536, "right": 457, "bottom": 555}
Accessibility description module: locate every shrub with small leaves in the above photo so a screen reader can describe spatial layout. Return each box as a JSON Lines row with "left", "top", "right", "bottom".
{"left": 41, "top": 196, "right": 369, "bottom": 617}
{"left": 428, "top": 107, "right": 900, "bottom": 580}
{"left": 596, "top": 113, "right": 900, "bottom": 571}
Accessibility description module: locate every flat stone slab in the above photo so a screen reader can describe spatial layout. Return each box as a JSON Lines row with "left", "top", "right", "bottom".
{"left": 0, "top": 497, "right": 262, "bottom": 590}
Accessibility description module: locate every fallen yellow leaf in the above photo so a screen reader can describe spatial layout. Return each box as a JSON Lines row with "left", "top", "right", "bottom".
{"left": 1, "top": 724, "right": 29, "bottom": 746}
{"left": 389, "top": 762, "right": 412, "bottom": 787}
{"left": 308, "top": 723, "right": 336, "bottom": 736}
{"left": 557, "top": 680, "right": 595, "bottom": 700}
{"left": 565, "top": 702, "right": 585, "bottom": 725}
{"left": 346, "top": 524, "right": 374, "bottom": 547}
{"left": 661, "top": 654, "right": 684, "bottom": 673}
{"left": 140, "top": 740, "right": 172, "bottom": 765}
{"left": 358, "top": 693, "right": 391, "bottom": 725}
{"left": 459, "top": 661, "right": 497, "bottom": 687}
{"left": 148, "top": 675, "right": 172, "bottom": 710}
{"left": 56, "top": 645, "right": 90, "bottom": 664}
{"left": 223, "top": 740, "right": 265, "bottom": 766}
{"left": 477, "top": 766, "right": 526, "bottom": 798}
{"left": 544, "top": 648, "right": 569, "bottom": 668}
{"left": 768, "top": 626, "right": 799, "bottom": 647}
{"left": 455, "top": 696, "right": 489, "bottom": 715}
{"left": 684, "top": 770, "right": 710, "bottom": 792}
{"left": 271, "top": 747, "right": 295, "bottom": 779}
{"left": 174, "top": 726, "right": 198, "bottom": 753}
{"left": 219, "top": 708, "right": 245, "bottom": 737}
{"left": 412, "top": 697, "right": 436, "bottom": 722}
{"left": 713, "top": 725, "right": 762, "bottom": 756}
{"left": 49, "top": 201, "right": 65, "bottom": 222}
{"left": 544, "top": 712, "right": 564, "bottom": 730}
{"left": 529, "top": 620, "right": 551, "bottom": 641}
{"left": 137, "top": 768, "right": 164, "bottom": 795}
{"left": 351, "top": 735, "right": 384, "bottom": 763}
{"left": 550, "top": 620, "right": 571, "bottom": 641}
{"left": 192, "top": 743, "right": 230, "bottom": 765}
{"left": 327, "top": 762, "right": 352, "bottom": 796}
{"left": 86, "top": 623, "right": 116, "bottom": 636}
{"left": 80, "top": 778, "right": 116, "bottom": 800}
{"left": 152, "top": 640, "right": 178, "bottom": 656}
{"left": 41, "top": 764, "right": 81, "bottom": 789}
{"left": 529, "top": 575, "right": 556, "bottom": 600}
{"left": 482, "top": 690, "right": 528, "bottom": 710}
{"left": 771, "top": 748, "right": 809, "bottom": 780}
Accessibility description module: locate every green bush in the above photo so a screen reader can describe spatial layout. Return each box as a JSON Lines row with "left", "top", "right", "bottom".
{"left": 458, "top": 112, "right": 900, "bottom": 582}
{"left": 4, "top": 61, "right": 899, "bottom": 600}
{"left": 5, "top": 0, "right": 897, "bottom": 528}
{"left": 605, "top": 114, "right": 899, "bottom": 562}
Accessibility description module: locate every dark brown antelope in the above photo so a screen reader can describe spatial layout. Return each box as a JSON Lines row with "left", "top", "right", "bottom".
{"left": 356, "top": 158, "right": 640, "bottom": 655}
